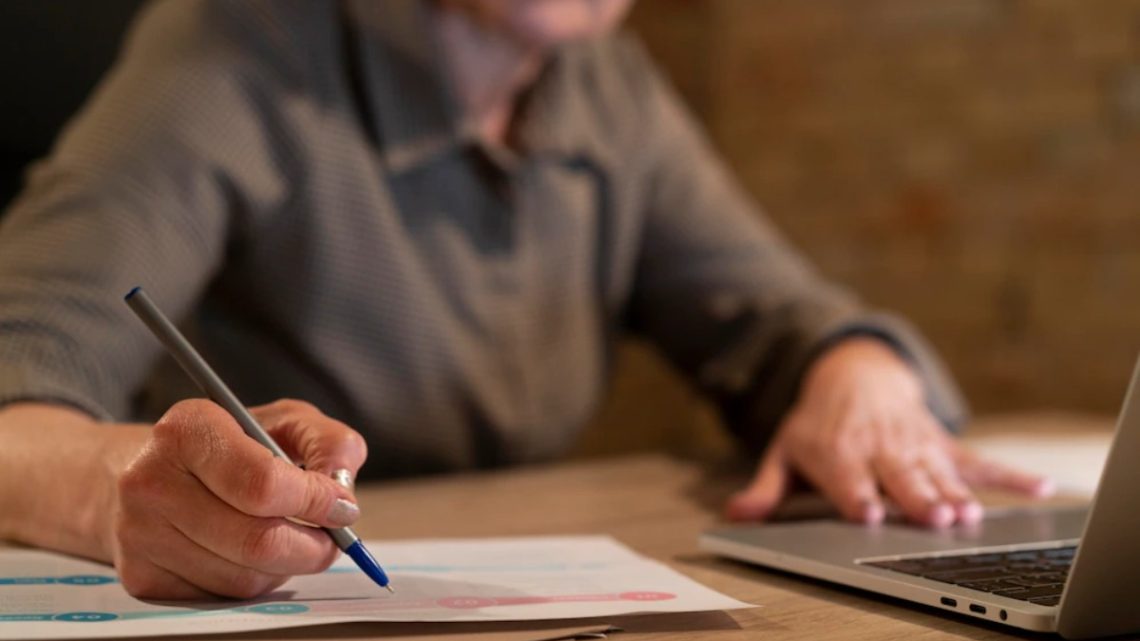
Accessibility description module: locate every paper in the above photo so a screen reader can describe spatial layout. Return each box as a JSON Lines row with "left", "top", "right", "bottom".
{"left": 967, "top": 431, "right": 1113, "bottom": 497}
{"left": 0, "top": 536, "right": 751, "bottom": 639}
{"left": 263, "top": 622, "right": 617, "bottom": 641}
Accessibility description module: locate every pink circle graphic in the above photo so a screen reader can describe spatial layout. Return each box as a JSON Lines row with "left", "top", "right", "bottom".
{"left": 437, "top": 597, "right": 497, "bottom": 609}
{"left": 619, "top": 591, "right": 676, "bottom": 601}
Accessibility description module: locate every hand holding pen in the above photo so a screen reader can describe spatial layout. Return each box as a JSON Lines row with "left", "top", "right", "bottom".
{"left": 113, "top": 287, "right": 392, "bottom": 599}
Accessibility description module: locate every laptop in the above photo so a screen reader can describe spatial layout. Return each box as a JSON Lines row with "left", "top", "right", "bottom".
{"left": 700, "top": 359, "right": 1140, "bottom": 639}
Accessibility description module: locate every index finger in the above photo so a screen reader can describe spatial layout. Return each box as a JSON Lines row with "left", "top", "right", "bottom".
{"left": 956, "top": 448, "right": 1056, "bottom": 498}
{"left": 252, "top": 400, "right": 368, "bottom": 478}
{"left": 154, "top": 400, "right": 360, "bottom": 528}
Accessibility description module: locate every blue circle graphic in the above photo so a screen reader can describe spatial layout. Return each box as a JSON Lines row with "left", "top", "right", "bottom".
{"left": 246, "top": 603, "right": 309, "bottom": 615}
{"left": 53, "top": 612, "right": 119, "bottom": 622}
{"left": 58, "top": 575, "right": 117, "bottom": 585}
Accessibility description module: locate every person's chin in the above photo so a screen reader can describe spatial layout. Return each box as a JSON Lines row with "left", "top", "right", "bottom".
{"left": 509, "top": 4, "right": 625, "bottom": 48}
{"left": 515, "top": 23, "right": 608, "bottom": 49}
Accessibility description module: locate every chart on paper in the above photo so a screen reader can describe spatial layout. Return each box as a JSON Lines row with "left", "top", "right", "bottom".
{"left": 0, "top": 536, "right": 752, "bottom": 639}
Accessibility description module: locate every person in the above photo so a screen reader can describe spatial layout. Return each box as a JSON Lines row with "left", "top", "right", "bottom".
{"left": 0, "top": 0, "right": 1051, "bottom": 600}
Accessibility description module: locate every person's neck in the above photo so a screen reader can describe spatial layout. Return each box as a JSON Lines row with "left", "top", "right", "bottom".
{"left": 434, "top": 8, "right": 545, "bottom": 149}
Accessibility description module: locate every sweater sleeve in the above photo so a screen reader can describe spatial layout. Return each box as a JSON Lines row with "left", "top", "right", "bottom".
{"left": 623, "top": 39, "right": 968, "bottom": 454}
{"left": 0, "top": 0, "right": 293, "bottom": 420}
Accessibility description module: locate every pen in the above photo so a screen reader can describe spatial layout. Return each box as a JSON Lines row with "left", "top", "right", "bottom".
{"left": 124, "top": 286, "right": 394, "bottom": 593}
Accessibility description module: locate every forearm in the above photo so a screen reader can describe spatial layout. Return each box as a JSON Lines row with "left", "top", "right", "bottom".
{"left": 0, "top": 403, "right": 149, "bottom": 562}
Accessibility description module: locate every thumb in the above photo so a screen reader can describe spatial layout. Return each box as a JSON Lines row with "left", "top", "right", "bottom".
{"left": 282, "top": 460, "right": 362, "bottom": 528}
{"left": 725, "top": 446, "right": 789, "bottom": 522}
{"left": 216, "top": 450, "right": 362, "bottom": 528}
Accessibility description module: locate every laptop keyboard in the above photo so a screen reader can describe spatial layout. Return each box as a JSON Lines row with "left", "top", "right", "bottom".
{"left": 865, "top": 545, "right": 1076, "bottom": 606}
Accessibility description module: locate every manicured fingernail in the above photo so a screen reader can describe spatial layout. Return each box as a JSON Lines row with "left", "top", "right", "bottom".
{"left": 332, "top": 468, "right": 355, "bottom": 491}
{"left": 861, "top": 500, "right": 885, "bottom": 524}
{"left": 327, "top": 498, "right": 360, "bottom": 526}
{"left": 958, "top": 501, "right": 984, "bottom": 524}
{"left": 1034, "top": 478, "right": 1056, "bottom": 498}
{"left": 929, "top": 502, "right": 955, "bottom": 528}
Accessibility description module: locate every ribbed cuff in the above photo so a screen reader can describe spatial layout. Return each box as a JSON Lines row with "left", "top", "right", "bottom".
{"left": 0, "top": 367, "right": 114, "bottom": 421}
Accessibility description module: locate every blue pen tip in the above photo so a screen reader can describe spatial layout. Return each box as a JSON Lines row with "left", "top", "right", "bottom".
{"left": 344, "top": 540, "right": 392, "bottom": 591}
{"left": 124, "top": 286, "right": 142, "bottom": 301}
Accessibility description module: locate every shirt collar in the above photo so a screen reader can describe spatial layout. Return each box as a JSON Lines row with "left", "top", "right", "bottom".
{"left": 513, "top": 48, "right": 617, "bottom": 167}
{"left": 344, "top": 0, "right": 461, "bottom": 173}
{"left": 345, "top": 0, "right": 618, "bottom": 174}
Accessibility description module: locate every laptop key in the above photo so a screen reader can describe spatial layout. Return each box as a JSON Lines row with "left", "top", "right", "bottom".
{"left": 959, "top": 579, "right": 1026, "bottom": 593}
{"left": 919, "top": 557, "right": 978, "bottom": 571}
{"left": 1008, "top": 573, "right": 1068, "bottom": 587}
{"left": 1007, "top": 562, "right": 1055, "bottom": 573}
{"left": 993, "top": 584, "right": 1066, "bottom": 601}
{"left": 925, "top": 568, "right": 1017, "bottom": 583}
{"left": 1029, "top": 595, "right": 1062, "bottom": 607}
{"left": 862, "top": 545, "right": 1077, "bottom": 595}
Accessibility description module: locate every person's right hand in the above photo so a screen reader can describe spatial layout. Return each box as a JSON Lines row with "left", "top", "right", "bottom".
{"left": 110, "top": 398, "right": 367, "bottom": 600}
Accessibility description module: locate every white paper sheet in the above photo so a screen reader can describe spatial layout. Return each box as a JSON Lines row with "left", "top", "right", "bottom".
{"left": 967, "top": 431, "right": 1113, "bottom": 497}
{"left": 0, "top": 536, "right": 751, "bottom": 639}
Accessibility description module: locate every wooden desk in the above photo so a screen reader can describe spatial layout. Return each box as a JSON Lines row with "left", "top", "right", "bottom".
{"left": 4, "top": 413, "right": 1116, "bottom": 640}
{"left": 301, "top": 412, "right": 1105, "bottom": 641}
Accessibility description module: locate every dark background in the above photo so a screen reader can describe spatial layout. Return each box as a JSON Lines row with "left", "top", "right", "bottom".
{"left": 0, "top": 1, "right": 143, "bottom": 209}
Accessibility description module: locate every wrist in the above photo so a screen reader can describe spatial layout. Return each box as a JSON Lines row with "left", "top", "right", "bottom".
{"left": 90, "top": 424, "right": 152, "bottom": 561}
{"left": 802, "top": 336, "right": 924, "bottom": 402}
{"left": 0, "top": 403, "right": 149, "bottom": 562}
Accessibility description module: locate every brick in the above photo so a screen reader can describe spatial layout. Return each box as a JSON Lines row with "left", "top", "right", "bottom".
{"left": 581, "top": 0, "right": 1140, "bottom": 458}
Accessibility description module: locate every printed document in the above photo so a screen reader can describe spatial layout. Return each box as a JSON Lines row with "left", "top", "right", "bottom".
{"left": 0, "top": 536, "right": 751, "bottom": 639}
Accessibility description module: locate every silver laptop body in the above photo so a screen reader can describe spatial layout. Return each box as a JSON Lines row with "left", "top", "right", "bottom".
{"left": 700, "top": 359, "right": 1140, "bottom": 639}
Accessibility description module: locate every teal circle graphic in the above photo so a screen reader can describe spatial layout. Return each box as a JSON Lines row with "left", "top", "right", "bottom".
{"left": 59, "top": 575, "right": 116, "bottom": 585}
{"left": 246, "top": 603, "right": 309, "bottom": 615}
{"left": 53, "top": 612, "right": 119, "bottom": 622}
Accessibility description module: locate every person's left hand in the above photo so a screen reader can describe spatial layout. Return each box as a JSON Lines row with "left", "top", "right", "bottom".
{"left": 724, "top": 337, "right": 1054, "bottom": 527}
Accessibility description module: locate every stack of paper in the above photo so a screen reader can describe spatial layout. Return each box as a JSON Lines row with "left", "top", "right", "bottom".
{"left": 0, "top": 536, "right": 751, "bottom": 640}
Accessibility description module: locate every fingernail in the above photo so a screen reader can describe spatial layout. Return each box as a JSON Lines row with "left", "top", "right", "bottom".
{"left": 331, "top": 468, "right": 355, "bottom": 491}
{"left": 861, "top": 500, "right": 885, "bottom": 524}
{"left": 929, "top": 502, "right": 955, "bottom": 528}
{"left": 959, "top": 501, "right": 985, "bottom": 524}
{"left": 327, "top": 498, "right": 360, "bottom": 526}
{"left": 1034, "top": 478, "right": 1057, "bottom": 498}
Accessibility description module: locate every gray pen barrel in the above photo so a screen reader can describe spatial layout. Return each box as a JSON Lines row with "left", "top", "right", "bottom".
{"left": 124, "top": 286, "right": 361, "bottom": 552}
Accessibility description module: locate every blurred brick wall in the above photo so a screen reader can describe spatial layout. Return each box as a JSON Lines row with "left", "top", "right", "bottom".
{"left": 576, "top": 0, "right": 1140, "bottom": 457}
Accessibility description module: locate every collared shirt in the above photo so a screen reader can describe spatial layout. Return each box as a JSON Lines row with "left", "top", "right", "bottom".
{"left": 0, "top": 0, "right": 966, "bottom": 478}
